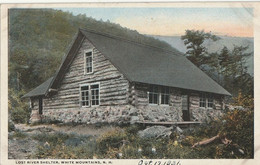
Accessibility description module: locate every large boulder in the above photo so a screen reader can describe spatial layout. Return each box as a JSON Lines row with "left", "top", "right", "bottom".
{"left": 138, "top": 126, "right": 173, "bottom": 138}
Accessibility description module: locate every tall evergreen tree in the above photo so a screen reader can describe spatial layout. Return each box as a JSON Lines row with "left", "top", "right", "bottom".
{"left": 181, "top": 30, "right": 219, "bottom": 68}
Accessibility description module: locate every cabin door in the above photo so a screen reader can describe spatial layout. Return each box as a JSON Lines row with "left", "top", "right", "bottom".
{"left": 182, "top": 94, "right": 190, "bottom": 121}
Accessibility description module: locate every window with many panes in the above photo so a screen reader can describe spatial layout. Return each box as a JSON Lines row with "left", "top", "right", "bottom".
{"left": 207, "top": 95, "right": 214, "bottom": 108}
{"left": 148, "top": 85, "right": 170, "bottom": 105}
{"left": 148, "top": 85, "right": 159, "bottom": 104}
{"left": 81, "top": 86, "right": 89, "bottom": 106}
{"left": 91, "top": 84, "right": 99, "bottom": 106}
{"left": 200, "top": 93, "right": 214, "bottom": 108}
{"left": 80, "top": 83, "right": 99, "bottom": 107}
{"left": 199, "top": 94, "right": 206, "bottom": 108}
{"left": 85, "top": 50, "right": 93, "bottom": 74}
{"left": 161, "top": 86, "right": 170, "bottom": 105}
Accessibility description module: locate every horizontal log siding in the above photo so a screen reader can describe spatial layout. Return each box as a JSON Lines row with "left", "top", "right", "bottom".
{"left": 134, "top": 83, "right": 182, "bottom": 107}
{"left": 43, "top": 38, "right": 129, "bottom": 112}
{"left": 189, "top": 93, "right": 223, "bottom": 111}
{"left": 134, "top": 83, "right": 224, "bottom": 122}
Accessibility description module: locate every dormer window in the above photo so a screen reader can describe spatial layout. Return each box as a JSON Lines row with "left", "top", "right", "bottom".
{"left": 84, "top": 49, "right": 93, "bottom": 74}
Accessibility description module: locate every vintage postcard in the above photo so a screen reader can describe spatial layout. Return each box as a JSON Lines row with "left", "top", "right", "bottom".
{"left": 1, "top": 1, "right": 260, "bottom": 165}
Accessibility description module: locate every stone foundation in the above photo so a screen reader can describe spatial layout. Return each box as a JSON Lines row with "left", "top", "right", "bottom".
{"left": 191, "top": 108, "right": 223, "bottom": 122}
{"left": 30, "top": 104, "right": 224, "bottom": 124}
{"left": 30, "top": 94, "right": 224, "bottom": 124}
{"left": 30, "top": 109, "right": 42, "bottom": 123}
{"left": 35, "top": 105, "right": 184, "bottom": 124}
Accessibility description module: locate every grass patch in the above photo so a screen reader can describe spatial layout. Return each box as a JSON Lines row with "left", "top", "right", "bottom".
{"left": 9, "top": 131, "right": 27, "bottom": 139}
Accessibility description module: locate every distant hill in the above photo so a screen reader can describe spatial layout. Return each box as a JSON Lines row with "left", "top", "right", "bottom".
{"left": 8, "top": 9, "right": 177, "bottom": 91}
{"left": 152, "top": 35, "right": 254, "bottom": 75}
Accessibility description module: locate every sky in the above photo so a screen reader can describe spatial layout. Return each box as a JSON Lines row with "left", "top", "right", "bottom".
{"left": 57, "top": 7, "right": 254, "bottom": 37}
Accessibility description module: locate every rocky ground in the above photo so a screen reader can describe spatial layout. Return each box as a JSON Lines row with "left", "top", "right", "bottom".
{"left": 8, "top": 124, "right": 121, "bottom": 159}
{"left": 8, "top": 123, "right": 186, "bottom": 159}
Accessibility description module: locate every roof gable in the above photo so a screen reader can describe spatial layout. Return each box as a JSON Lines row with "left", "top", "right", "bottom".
{"left": 24, "top": 28, "right": 231, "bottom": 98}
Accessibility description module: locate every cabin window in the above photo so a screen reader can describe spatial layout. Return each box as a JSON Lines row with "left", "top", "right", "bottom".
{"left": 200, "top": 93, "right": 214, "bottom": 108}
{"left": 208, "top": 95, "right": 214, "bottom": 108}
{"left": 84, "top": 49, "right": 93, "bottom": 74}
{"left": 148, "top": 85, "right": 159, "bottom": 104}
{"left": 199, "top": 94, "right": 206, "bottom": 108}
{"left": 148, "top": 85, "right": 169, "bottom": 105}
{"left": 161, "top": 86, "right": 170, "bottom": 105}
{"left": 80, "top": 83, "right": 100, "bottom": 107}
{"left": 91, "top": 84, "right": 99, "bottom": 106}
{"left": 81, "top": 86, "right": 89, "bottom": 106}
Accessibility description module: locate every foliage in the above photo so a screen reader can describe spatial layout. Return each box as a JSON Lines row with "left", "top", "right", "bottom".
{"left": 8, "top": 88, "right": 30, "bottom": 123}
{"left": 217, "top": 46, "right": 253, "bottom": 96}
{"left": 96, "top": 128, "right": 127, "bottom": 155}
{"left": 181, "top": 29, "right": 219, "bottom": 67}
{"left": 232, "top": 91, "right": 254, "bottom": 110}
{"left": 31, "top": 132, "right": 74, "bottom": 144}
{"left": 181, "top": 29, "right": 253, "bottom": 97}
{"left": 219, "top": 109, "right": 253, "bottom": 158}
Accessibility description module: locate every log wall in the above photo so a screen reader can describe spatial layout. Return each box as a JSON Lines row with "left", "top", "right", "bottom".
{"left": 133, "top": 83, "right": 224, "bottom": 122}
{"left": 132, "top": 83, "right": 183, "bottom": 122}
{"left": 41, "top": 37, "right": 130, "bottom": 123}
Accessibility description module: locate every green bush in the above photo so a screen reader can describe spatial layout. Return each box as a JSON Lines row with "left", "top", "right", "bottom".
{"left": 96, "top": 128, "right": 127, "bottom": 155}
{"left": 218, "top": 109, "right": 254, "bottom": 158}
{"left": 32, "top": 132, "right": 75, "bottom": 145}
{"left": 8, "top": 88, "right": 30, "bottom": 123}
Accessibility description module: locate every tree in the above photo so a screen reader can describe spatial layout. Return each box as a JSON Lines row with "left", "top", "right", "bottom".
{"left": 181, "top": 30, "right": 219, "bottom": 68}
{"left": 216, "top": 45, "right": 253, "bottom": 96}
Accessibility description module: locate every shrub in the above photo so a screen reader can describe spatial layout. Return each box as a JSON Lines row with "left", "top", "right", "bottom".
{"left": 96, "top": 128, "right": 127, "bottom": 155}
{"left": 32, "top": 132, "right": 75, "bottom": 145}
{"left": 219, "top": 109, "right": 254, "bottom": 158}
{"left": 8, "top": 88, "right": 30, "bottom": 123}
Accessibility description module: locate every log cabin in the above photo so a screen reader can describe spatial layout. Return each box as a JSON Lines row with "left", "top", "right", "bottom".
{"left": 23, "top": 29, "right": 231, "bottom": 124}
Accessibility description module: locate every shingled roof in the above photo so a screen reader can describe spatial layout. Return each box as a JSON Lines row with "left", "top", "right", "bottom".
{"left": 22, "top": 77, "right": 53, "bottom": 98}
{"left": 24, "top": 29, "right": 231, "bottom": 98}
